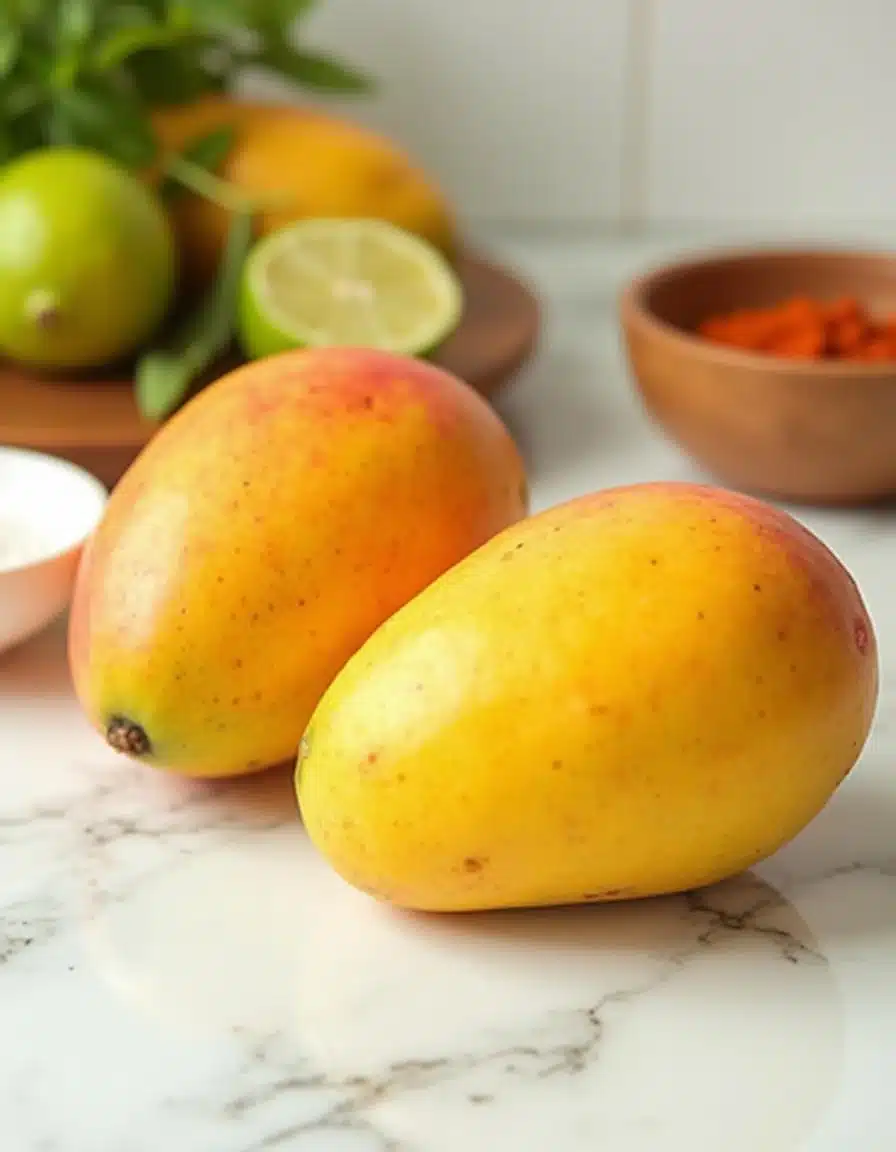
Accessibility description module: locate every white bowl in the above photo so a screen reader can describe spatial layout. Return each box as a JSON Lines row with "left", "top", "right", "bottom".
{"left": 0, "top": 448, "right": 108, "bottom": 655}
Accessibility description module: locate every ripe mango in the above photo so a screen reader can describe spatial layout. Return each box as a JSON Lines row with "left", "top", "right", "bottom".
{"left": 297, "top": 482, "right": 878, "bottom": 912}
{"left": 68, "top": 348, "right": 526, "bottom": 777}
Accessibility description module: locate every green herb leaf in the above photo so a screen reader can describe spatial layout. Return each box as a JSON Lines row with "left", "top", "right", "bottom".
{"left": 0, "top": 0, "right": 375, "bottom": 174}
{"left": 179, "top": 124, "right": 237, "bottom": 171}
{"left": 282, "top": 0, "right": 320, "bottom": 22}
{"left": 176, "top": 0, "right": 255, "bottom": 30}
{"left": 6, "top": 104, "right": 47, "bottom": 153}
{"left": 56, "top": 80, "right": 158, "bottom": 167}
{"left": 93, "top": 20, "right": 203, "bottom": 71}
{"left": 135, "top": 354, "right": 196, "bottom": 424}
{"left": 56, "top": 0, "right": 94, "bottom": 49}
{"left": 47, "top": 99, "right": 77, "bottom": 146}
{"left": 96, "top": 0, "right": 167, "bottom": 24}
{"left": 0, "top": 123, "right": 15, "bottom": 163}
{"left": 166, "top": 2, "right": 197, "bottom": 31}
{"left": 3, "top": 79, "right": 42, "bottom": 119}
{"left": 160, "top": 124, "right": 236, "bottom": 200}
{"left": 136, "top": 209, "right": 254, "bottom": 422}
{"left": 18, "top": 41, "right": 55, "bottom": 88}
{"left": 125, "top": 43, "right": 226, "bottom": 105}
{"left": 52, "top": 0, "right": 96, "bottom": 88}
{"left": 180, "top": 0, "right": 317, "bottom": 33}
{"left": 250, "top": 41, "right": 373, "bottom": 93}
{"left": 251, "top": 0, "right": 319, "bottom": 30}
{"left": 0, "top": 20, "right": 21, "bottom": 79}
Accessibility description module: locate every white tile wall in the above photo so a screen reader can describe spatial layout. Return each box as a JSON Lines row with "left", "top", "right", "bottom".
{"left": 245, "top": 0, "right": 896, "bottom": 228}
{"left": 645, "top": 0, "right": 896, "bottom": 225}
{"left": 261, "top": 0, "right": 632, "bottom": 226}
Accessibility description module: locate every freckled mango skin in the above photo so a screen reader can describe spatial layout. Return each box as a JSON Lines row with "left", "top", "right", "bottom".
{"left": 297, "top": 482, "right": 878, "bottom": 912}
{"left": 68, "top": 348, "right": 527, "bottom": 777}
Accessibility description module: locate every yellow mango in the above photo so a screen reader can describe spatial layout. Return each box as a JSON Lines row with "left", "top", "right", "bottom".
{"left": 297, "top": 482, "right": 878, "bottom": 912}
{"left": 68, "top": 348, "right": 526, "bottom": 777}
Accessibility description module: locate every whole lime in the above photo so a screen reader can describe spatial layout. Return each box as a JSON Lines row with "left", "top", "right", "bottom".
{"left": 0, "top": 148, "right": 177, "bottom": 370}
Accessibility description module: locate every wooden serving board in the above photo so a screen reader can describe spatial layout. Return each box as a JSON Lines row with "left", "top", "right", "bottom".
{"left": 0, "top": 250, "right": 539, "bottom": 490}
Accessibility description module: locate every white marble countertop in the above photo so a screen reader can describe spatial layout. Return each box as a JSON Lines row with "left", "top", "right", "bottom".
{"left": 3, "top": 229, "right": 896, "bottom": 1152}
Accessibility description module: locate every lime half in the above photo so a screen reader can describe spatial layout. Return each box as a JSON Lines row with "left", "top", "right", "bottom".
{"left": 237, "top": 218, "right": 463, "bottom": 361}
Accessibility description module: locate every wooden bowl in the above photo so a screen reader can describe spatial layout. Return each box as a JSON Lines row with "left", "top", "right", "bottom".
{"left": 620, "top": 247, "right": 896, "bottom": 504}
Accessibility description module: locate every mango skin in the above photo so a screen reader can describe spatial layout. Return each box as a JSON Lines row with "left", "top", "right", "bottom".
{"left": 68, "top": 348, "right": 527, "bottom": 777}
{"left": 297, "top": 482, "right": 878, "bottom": 912}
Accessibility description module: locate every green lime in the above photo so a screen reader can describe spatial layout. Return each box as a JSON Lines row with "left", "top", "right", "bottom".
{"left": 236, "top": 217, "right": 463, "bottom": 361}
{"left": 0, "top": 148, "right": 177, "bottom": 370}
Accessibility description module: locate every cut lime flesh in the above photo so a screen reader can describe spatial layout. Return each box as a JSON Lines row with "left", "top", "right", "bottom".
{"left": 237, "top": 218, "right": 464, "bottom": 361}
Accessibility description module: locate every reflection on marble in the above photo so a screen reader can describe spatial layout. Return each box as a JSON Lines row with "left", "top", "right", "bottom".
{"left": 3, "top": 234, "right": 896, "bottom": 1151}
{"left": 77, "top": 817, "right": 845, "bottom": 1152}
{"left": 1, "top": 625, "right": 890, "bottom": 1152}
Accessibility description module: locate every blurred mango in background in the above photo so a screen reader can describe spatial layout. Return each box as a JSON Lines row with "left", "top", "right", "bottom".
{"left": 151, "top": 96, "right": 457, "bottom": 291}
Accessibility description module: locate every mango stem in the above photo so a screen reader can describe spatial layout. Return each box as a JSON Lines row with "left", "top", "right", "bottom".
{"left": 105, "top": 717, "right": 151, "bottom": 758}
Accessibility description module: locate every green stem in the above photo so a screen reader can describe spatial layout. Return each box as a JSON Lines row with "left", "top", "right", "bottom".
{"left": 135, "top": 208, "right": 255, "bottom": 423}
{"left": 162, "top": 152, "right": 253, "bottom": 213}
{"left": 162, "top": 152, "right": 296, "bottom": 215}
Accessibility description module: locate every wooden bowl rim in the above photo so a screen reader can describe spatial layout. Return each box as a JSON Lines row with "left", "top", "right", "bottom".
{"left": 619, "top": 244, "right": 896, "bottom": 381}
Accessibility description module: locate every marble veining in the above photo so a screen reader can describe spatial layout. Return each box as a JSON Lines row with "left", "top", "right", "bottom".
{"left": 2, "top": 233, "right": 896, "bottom": 1151}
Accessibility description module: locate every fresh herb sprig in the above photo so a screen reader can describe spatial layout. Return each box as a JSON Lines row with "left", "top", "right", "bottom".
{"left": 1, "top": 1, "right": 374, "bottom": 420}
{"left": 136, "top": 206, "right": 253, "bottom": 422}
{"left": 0, "top": 0, "right": 372, "bottom": 169}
